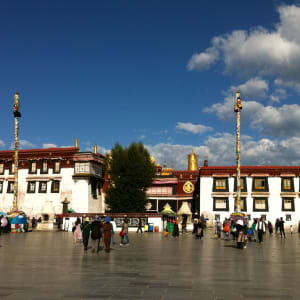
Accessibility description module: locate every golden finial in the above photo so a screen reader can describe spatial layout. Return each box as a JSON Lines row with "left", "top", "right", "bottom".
{"left": 188, "top": 149, "right": 198, "bottom": 171}
{"left": 75, "top": 138, "right": 79, "bottom": 148}
{"left": 163, "top": 161, "right": 167, "bottom": 168}
{"left": 94, "top": 144, "right": 98, "bottom": 154}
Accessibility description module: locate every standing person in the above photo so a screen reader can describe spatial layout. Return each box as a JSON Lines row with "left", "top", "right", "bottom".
{"left": 268, "top": 221, "right": 273, "bottom": 235}
{"left": 290, "top": 225, "right": 294, "bottom": 235}
{"left": 136, "top": 218, "right": 143, "bottom": 233}
{"left": 73, "top": 219, "right": 83, "bottom": 243}
{"left": 110, "top": 218, "right": 117, "bottom": 246}
{"left": 81, "top": 217, "right": 91, "bottom": 251}
{"left": 223, "top": 220, "right": 230, "bottom": 240}
{"left": 215, "top": 220, "right": 221, "bottom": 239}
{"left": 31, "top": 217, "right": 37, "bottom": 230}
{"left": 103, "top": 217, "right": 112, "bottom": 253}
{"left": 192, "top": 218, "right": 198, "bottom": 234}
{"left": 196, "top": 219, "right": 203, "bottom": 239}
{"left": 181, "top": 217, "right": 187, "bottom": 234}
{"left": 236, "top": 220, "right": 244, "bottom": 249}
{"left": 121, "top": 219, "right": 129, "bottom": 245}
{"left": 279, "top": 217, "right": 286, "bottom": 238}
{"left": 298, "top": 221, "right": 300, "bottom": 234}
{"left": 257, "top": 217, "right": 266, "bottom": 243}
{"left": 173, "top": 219, "right": 179, "bottom": 238}
{"left": 251, "top": 220, "right": 258, "bottom": 242}
{"left": 275, "top": 218, "right": 280, "bottom": 234}
{"left": 90, "top": 215, "right": 103, "bottom": 252}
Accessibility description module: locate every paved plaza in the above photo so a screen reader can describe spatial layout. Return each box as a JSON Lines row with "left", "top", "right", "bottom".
{"left": 0, "top": 230, "right": 300, "bottom": 300}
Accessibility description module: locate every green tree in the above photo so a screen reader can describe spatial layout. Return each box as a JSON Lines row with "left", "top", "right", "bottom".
{"left": 105, "top": 142, "right": 156, "bottom": 212}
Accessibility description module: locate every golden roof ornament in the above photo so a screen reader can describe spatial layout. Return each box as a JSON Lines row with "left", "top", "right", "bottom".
{"left": 188, "top": 149, "right": 198, "bottom": 171}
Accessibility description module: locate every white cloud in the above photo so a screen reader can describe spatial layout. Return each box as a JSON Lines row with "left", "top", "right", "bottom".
{"left": 0, "top": 140, "right": 5, "bottom": 148}
{"left": 269, "top": 88, "right": 287, "bottom": 104}
{"left": 176, "top": 122, "right": 213, "bottom": 134}
{"left": 147, "top": 133, "right": 300, "bottom": 169}
{"left": 139, "top": 135, "right": 146, "bottom": 140}
{"left": 188, "top": 5, "right": 300, "bottom": 87}
{"left": 43, "top": 143, "right": 57, "bottom": 148}
{"left": 10, "top": 139, "right": 36, "bottom": 150}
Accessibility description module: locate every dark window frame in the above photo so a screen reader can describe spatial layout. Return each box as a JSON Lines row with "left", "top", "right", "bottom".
{"left": 252, "top": 177, "right": 269, "bottom": 192}
{"left": 39, "top": 181, "right": 47, "bottom": 193}
{"left": 53, "top": 160, "right": 61, "bottom": 174}
{"left": 234, "top": 197, "right": 247, "bottom": 212}
{"left": 40, "top": 160, "right": 48, "bottom": 174}
{"left": 281, "top": 177, "right": 294, "bottom": 192}
{"left": 9, "top": 162, "right": 15, "bottom": 175}
{"left": 7, "top": 181, "right": 14, "bottom": 193}
{"left": 282, "top": 197, "right": 295, "bottom": 212}
{"left": 234, "top": 177, "right": 247, "bottom": 192}
{"left": 0, "top": 181, "right": 3, "bottom": 193}
{"left": 51, "top": 180, "right": 60, "bottom": 193}
{"left": 253, "top": 197, "right": 269, "bottom": 212}
{"left": 29, "top": 161, "right": 37, "bottom": 174}
{"left": 213, "top": 177, "right": 229, "bottom": 192}
{"left": 213, "top": 197, "right": 229, "bottom": 211}
{"left": 27, "top": 181, "right": 36, "bottom": 193}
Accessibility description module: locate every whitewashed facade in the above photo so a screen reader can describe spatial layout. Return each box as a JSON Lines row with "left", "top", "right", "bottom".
{"left": 0, "top": 147, "right": 105, "bottom": 218}
{"left": 200, "top": 166, "right": 300, "bottom": 226}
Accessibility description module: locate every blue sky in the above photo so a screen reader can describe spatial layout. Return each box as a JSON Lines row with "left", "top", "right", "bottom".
{"left": 1, "top": 0, "right": 300, "bottom": 168}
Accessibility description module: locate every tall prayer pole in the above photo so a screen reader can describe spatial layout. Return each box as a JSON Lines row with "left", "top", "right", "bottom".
{"left": 13, "top": 92, "right": 21, "bottom": 211}
{"left": 234, "top": 90, "right": 242, "bottom": 213}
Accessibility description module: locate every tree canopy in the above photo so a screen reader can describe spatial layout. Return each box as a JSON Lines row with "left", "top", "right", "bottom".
{"left": 105, "top": 142, "right": 156, "bottom": 212}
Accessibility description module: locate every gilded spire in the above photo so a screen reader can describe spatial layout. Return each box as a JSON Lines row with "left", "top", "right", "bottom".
{"left": 75, "top": 138, "right": 79, "bottom": 148}
{"left": 188, "top": 149, "right": 198, "bottom": 171}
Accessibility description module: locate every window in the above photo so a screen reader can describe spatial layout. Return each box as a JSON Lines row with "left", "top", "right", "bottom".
{"left": 75, "top": 162, "right": 90, "bottom": 174}
{"left": 213, "top": 178, "right": 228, "bottom": 192}
{"left": 27, "top": 181, "right": 36, "bottom": 193}
{"left": 252, "top": 177, "right": 269, "bottom": 192}
{"left": 51, "top": 180, "right": 60, "bottom": 193}
{"left": 281, "top": 178, "right": 294, "bottom": 192}
{"left": 9, "top": 163, "right": 15, "bottom": 175}
{"left": 39, "top": 181, "right": 47, "bottom": 193}
{"left": 41, "top": 160, "right": 48, "bottom": 174}
{"left": 7, "top": 181, "right": 14, "bottom": 193}
{"left": 0, "top": 163, "right": 4, "bottom": 175}
{"left": 146, "top": 186, "right": 173, "bottom": 196}
{"left": 234, "top": 197, "right": 247, "bottom": 212}
{"left": 286, "top": 214, "right": 292, "bottom": 221}
{"left": 282, "top": 198, "right": 295, "bottom": 211}
{"left": 29, "top": 161, "right": 37, "bottom": 174}
{"left": 215, "top": 214, "right": 220, "bottom": 221}
{"left": 213, "top": 198, "right": 229, "bottom": 211}
{"left": 234, "top": 177, "right": 247, "bottom": 192}
{"left": 0, "top": 181, "right": 3, "bottom": 193}
{"left": 53, "top": 161, "right": 61, "bottom": 174}
{"left": 253, "top": 197, "right": 268, "bottom": 212}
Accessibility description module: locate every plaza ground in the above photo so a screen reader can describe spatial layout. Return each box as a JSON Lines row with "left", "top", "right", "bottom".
{"left": 0, "top": 230, "right": 300, "bottom": 300}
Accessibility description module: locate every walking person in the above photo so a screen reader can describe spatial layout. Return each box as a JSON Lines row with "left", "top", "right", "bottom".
{"left": 268, "top": 221, "right": 273, "bottom": 235}
{"left": 290, "top": 225, "right": 294, "bottom": 235}
{"left": 136, "top": 218, "right": 143, "bottom": 233}
{"left": 103, "top": 217, "right": 112, "bottom": 253}
{"left": 73, "top": 219, "right": 83, "bottom": 243}
{"left": 215, "top": 220, "right": 221, "bottom": 239}
{"left": 192, "top": 218, "right": 197, "bottom": 234}
{"left": 251, "top": 219, "right": 258, "bottom": 242}
{"left": 275, "top": 218, "right": 280, "bottom": 234}
{"left": 223, "top": 220, "right": 230, "bottom": 241}
{"left": 257, "top": 217, "right": 266, "bottom": 243}
{"left": 121, "top": 219, "right": 129, "bottom": 245}
{"left": 173, "top": 219, "right": 180, "bottom": 238}
{"left": 279, "top": 217, "right": 286, "bottom": 238}
{"left": 196, "top": 219, "right": 204, "bottom": 239}
{"left": 90, "top": 215, "right": 103, "bottom": 252}
{"left": 81, "top": 217, "right": 91, "bottom": 251}
{"left": 110, "top": 218, "right": 116, "bottom": 246}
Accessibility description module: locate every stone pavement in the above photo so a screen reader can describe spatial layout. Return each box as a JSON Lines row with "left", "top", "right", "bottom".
{"left": 0, "top": 230, "right": 300, "bottom": 300}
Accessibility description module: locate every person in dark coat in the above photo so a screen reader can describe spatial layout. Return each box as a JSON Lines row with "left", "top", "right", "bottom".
{"left": 90, "top": 215, "right": 103, "bottom": 252}
{"left": 81, "top": 218, "right": 91, "bottom": 251}
{"left": 103, "top": 217, "right": 112, "bottom": 253}
{"left": 268, "top": 221, "right": 273, "bottom": 235}
{"left": 196, "top": 219, "right": 204, "bottom": 239}
{"left": 173, "top": 219, "right": 179, "bottom": 238}
{"left": 136, "top": 218, "right": 143, "bottom": 233}
{"left": 279, "top": 217, "right": 286, "bottom": 238}
{"left": 275, "top": 218, "right": 280, "bottom": 234}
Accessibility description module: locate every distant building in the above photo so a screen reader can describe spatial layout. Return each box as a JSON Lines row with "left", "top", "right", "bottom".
{"left": 0, "top": 140, "right": 105, "bottom": 218}
{"left": 199, "top": 165, "right": 300, "bottom": 225}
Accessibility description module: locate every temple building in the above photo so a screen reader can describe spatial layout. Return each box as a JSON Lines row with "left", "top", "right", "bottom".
{"left": 199, "top": 164, "right": 300, "bottom": 226}
{"left": 0, "top": 140, "right": 105, "bottom": 218}
{"left": 145, "top": 150, "right": 199, "bottom": 216}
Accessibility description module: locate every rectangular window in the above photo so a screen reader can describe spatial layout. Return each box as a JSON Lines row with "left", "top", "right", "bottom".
{"left": 0, "top": 181, "right": 3, "bottom": 193}
{"left": 10, "top": 163, "right": 15, "bottom": 175}
{"left": 51, "top": 180, "right": 60, "bottom": 193}
{"left": 0, "top": 163, "right": 4, "bottom": 175}
{"left": 281, "top": 178, "right": 294, "bottom": 192}
{"left": 253, "top": 197, "right": 269, "bottom": 212}
{"left": 282, "top": 198, "right": 295, "bottom": 211}
{"left": 234, "top": 197, "right": 247, "bottom": 212}
{"left": 286, "top": 214, "right": 292, "bottom": 221}
{"left": 53, "top": 161, "right": 61, "bottom": 174}
{"left": 234, "top": 177, "right": 247, "bottom": 192}
{"left": 213, "top": 197, "right": 229, "bottom": 211}
{"left": 253, "top": 177, "right": 268, "bottom": 192}
{"left": 27, "top": 181, "right": 36, "bottom": 193}
{"left": 39, "top": 181, "right": 47, "bottom": 193}
{"left": 29, "top": 161, "right": 37, "bottom": 174}
{"left": 7, "top": 181, "right": 14, "bottom": 193}
{"left": 75, "top": 162, "right": 90, "bottom": 174}
{"left": 41, "top": 160, "right": 48, "bottom": 174}
{"left": 213, "top": 178, "right": 228, "bottom": 192}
